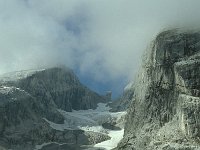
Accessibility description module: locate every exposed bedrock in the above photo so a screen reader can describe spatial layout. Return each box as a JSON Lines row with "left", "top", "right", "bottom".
{"left": 0, "top": 67, "right": 108, "bottom": 149}
{"left": 116, "top": 29, "right": 200, "bottom": 150}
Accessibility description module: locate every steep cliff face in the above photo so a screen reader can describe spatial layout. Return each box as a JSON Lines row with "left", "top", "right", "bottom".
{"left": 117, "top": 30, "right": 200, "bottom": 150}
{"left": 0, "top": 67, "right": 108, "bottom": 149}
{"left": 0, "top": 67, "right": 106, "bottom": 112}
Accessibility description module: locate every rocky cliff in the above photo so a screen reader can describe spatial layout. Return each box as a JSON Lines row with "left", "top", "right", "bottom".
{"left": 0, "top": 67, "right": 108, "bottom": 149}
{"left": 116, "top": 30, "right": 200, "bottom": 150}
{"left": 0, "top": 67, "right": 107, "bottom": 111}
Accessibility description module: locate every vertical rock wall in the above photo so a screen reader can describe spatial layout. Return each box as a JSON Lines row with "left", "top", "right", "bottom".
{"left": 117, "top": 30, "right": 200, "bottom": 150}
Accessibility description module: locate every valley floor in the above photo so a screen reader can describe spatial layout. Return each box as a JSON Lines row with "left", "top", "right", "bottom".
{"left": 35, "top": 103, "right": 126, "bottom": 150}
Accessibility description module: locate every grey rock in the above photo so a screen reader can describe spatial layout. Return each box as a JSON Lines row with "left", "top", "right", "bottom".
{"left": 116, "top": 29, "right": 200, "bottom": 150}
{"left": 84, "top": 131, "right": 111, "bottom": 145}
{"left": 102, "top": 122, "right": 121, "bottom": 130}
{"left": 0, "top": 67, "right": 108, "bottom": 149}
{"left": 12, "top": 67, "right": 107, "bottom": 111}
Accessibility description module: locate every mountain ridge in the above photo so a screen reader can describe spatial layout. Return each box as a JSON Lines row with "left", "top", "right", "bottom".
{"left": 0, "top": 67, "right": 110, "bottom": 150}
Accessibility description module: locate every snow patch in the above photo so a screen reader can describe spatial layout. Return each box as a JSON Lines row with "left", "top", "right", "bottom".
{"left": 42, "top": 103, "right": 126, "bottom": 150}
{"left": 0, "top": 86, "right": 14, "bottom": 94}
{"left": 175, "top": 59, "right": 200, "bottom": 66}
{"left": 0, "top": 69, "right": 45, "bottom": 82}
{"left": 124, "top": 81, "right": 134, "bottom": 91}
{"left": 94, "top": 129, "right": 124, "bottom": 150}
{"left": 34, "top": 142, "right": 65, "bottom": 150}
{"left": 0, "top": 86, "right": 25, "bottom": 95}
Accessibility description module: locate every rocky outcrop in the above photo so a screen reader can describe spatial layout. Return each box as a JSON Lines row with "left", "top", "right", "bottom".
{"left": 116, "top": 30, "right": 200, "bottom": 150}
{"left": 0, "top": 67, "right": 108, "bottom": 149}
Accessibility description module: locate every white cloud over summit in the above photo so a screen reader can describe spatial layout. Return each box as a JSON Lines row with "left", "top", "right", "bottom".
{"left": 0, "top": 0, "right": 200, "bottom": 96}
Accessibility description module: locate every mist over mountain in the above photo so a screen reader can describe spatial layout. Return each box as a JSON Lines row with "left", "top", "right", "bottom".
{"left": 0, "top": 1, "right": 200, "bottom": 149}
{"left": 1, "top": 0, "right": 200, "bottom": 97}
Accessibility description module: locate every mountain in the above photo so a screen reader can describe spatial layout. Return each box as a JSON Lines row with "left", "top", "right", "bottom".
{"left": 0, "top": 67, "right": 109, "bottom": 150}
{"left": 116, "top": 30, "right": 200, "bottom": 150}
{"left": 0, "top": 67, "right": 107, "bottom": 111}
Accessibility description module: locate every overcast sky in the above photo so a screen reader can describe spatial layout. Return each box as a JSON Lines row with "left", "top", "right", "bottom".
{"left": 0, "top": 0, "right": 200, "bottom": 98}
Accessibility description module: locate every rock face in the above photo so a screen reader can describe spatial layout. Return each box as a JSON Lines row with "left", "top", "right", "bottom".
{"left": 1, "top": 67, "right": 106, "bottom": 111}
{"left": 117, "top": 30, "right": 200, "bottom": 150}
{"left": 109, "top": 82, "right": 134, "bottom": 112}
{"left": 0, "top": 67, "right": 108, "bottom": 149}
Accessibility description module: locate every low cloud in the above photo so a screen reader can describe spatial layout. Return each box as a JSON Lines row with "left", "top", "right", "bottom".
{"left": 0, "top": 0, "right": 200, "bottom": 96}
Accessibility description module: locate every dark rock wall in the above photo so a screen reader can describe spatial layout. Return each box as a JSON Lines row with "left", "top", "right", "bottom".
{"left": 15, "top": 67, "right": 106, "bottom": 111}
{"left": 0, "top": 67, "right": 107, "bottom": 149}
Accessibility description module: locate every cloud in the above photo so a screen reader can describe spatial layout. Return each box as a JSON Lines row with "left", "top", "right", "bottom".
{"left": 0, "top": 0, "right": 200, "bottom": 97}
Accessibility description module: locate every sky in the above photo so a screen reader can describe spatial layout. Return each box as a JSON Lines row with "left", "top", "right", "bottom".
{"left": 0, "top": 0, "right": 200, "bottom": 98}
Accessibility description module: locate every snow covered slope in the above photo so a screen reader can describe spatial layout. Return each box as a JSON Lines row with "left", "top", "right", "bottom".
{"left": 41, "top": 103, "right": 126, "bottom": 150}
